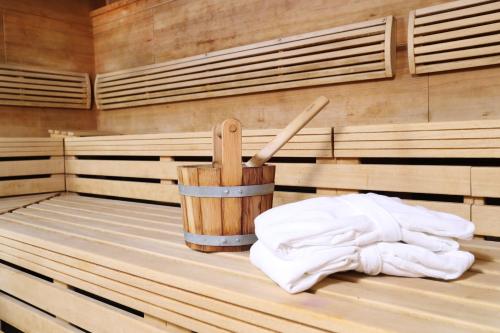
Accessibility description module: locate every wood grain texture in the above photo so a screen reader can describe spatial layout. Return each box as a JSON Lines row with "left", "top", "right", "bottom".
{"left": 0, "top": 194, "right": 498, "bottom": 333}
{"left": 0, "top": 292, "right": 81, "bottom": 333}
{"left": 92, "top": 0, "right": 446, "bottom": 133}
{"left": 97, "top": 50, "right": 428, "bottom": 133}
{"left": 94, "top": 18, "right": 393, "bottom": 109}
{"left": 429, "top": 66, "right": 500, "bottom": 122}
{"left": 0, "top": 0, "right": 97, "bottom": 136}
{"left": 409, "top": 0, "right": 500, "bottom": 74}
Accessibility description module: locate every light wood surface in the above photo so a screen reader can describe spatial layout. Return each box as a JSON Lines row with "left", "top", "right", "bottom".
{"left": 408, "top": 0, "right": 500, "bottom": 74}
{"left": 0, "top": 193, "right": 60, "bottom": 214}
{"left": 0, "top": 137, "right": 65, "bottom": 197}
{"left": 0, "top": 64, "right": 91, "bottom": 109}
{"left": 64, "top": 127, "right": 333, "bottom": 157}
{"left": 0, "top": 194, "right": 498, "bottom": 333}
{"left": 335, "top": 120, "right": 500, "bottom": 158}
{"left": 94, "top": 17, "right": 394, "bottom": 110}
{"left": 63, "top": 120, "right": 500, "bottom": 237}
{"left": 0, "top": 1, "right": 97, "bottom": 137}
{"left": 0, "top": 292, "right": 81, "bottom": 333}
{"left": 90, "top": 0, "right": 500, "bottom": 134}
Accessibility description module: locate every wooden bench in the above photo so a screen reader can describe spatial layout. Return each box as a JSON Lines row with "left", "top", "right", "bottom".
{"left": 0, "top": 63, "right": 91, "bottom": 109}
{"left": 94, "top": 16, "right": 395, "bottom": 110}
{"left": 0, "top": 120, "right": 499, "bottom": 332}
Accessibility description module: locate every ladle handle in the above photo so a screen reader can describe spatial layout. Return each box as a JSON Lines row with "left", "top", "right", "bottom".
{"left": 245, "top": 96, "right": 329, "bottom": 167}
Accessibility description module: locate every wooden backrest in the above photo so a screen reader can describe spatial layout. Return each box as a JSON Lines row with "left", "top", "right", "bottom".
{"left": 0, "top": 64, "right": 91, "bottom": 109}
{"left": 48, "top": 129, "right": 120, "bottom": 138}
{"left": 332, "top": 120, "right": 500, "bottom": 238}
{"left": 94, "top": 16, "right": 395, "bottom": 110}
{"left": 64, "top": 127, "right": 332, "bottom": 202}
{"left": 334, "top": 119, "right": 500, "bottom": 158}
{"left": 64, "top": 120, "right": 500, "bottom": 238}
{"left": 0, "top": 138, "right": 65, "bottom": 197}
{"left": 408, "top": 0, "right": 500, "bottom": 74}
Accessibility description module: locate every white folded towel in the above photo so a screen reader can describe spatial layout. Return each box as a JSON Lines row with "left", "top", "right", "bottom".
{"left": 255, "top": 193, "right": 474, "bottom": 257}
{"left": 250, "top": 240, "right": 475, "bottom": 293}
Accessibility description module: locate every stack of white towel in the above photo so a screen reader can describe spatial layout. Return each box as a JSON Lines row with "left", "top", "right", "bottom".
{"left": 250, "top": 193, "right": 475, "bottom": 293}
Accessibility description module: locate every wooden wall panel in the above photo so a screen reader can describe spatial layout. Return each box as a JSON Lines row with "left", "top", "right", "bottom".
{"left": 0, "top": 0, "right": 97, "bottom": 137}
{"left": 92, "top": 0, "right": 500, "bottom": 134}
{"left": 97, "top": 49, "right": 428, "bottom": 133}
{"left": 93, "top": 8, "right": 154, "bottom": 73}
{"left": 151, "top": 0, "right": 432, "bottom": 63}
{"left": 3, "top": 12, "right": 94, "bottom": 73}
{"left": 429, "top": 66, "right": 500, "bottom": 122}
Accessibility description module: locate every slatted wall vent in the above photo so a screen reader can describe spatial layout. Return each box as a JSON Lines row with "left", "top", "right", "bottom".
{"left": 408, "top": 0, "right": 500, "bottom": 74}
{"left": 95, "top": 16, "right": 395, "bottom": 110}
{"left": 0, "top": 64, "right": 91, "bottom": 109}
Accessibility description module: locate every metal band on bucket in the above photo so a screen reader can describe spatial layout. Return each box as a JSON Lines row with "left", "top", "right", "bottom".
{"left": 178, "top": 183, "right": 274, "bottom": 198}
{"left": 184, "top": 232, "right": 257, "bottom": 246}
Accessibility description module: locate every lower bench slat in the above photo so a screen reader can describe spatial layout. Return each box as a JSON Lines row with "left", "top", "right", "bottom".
{"left": 0, "top": 264, "right": 178, "bottom": 333}
{"left": 0, "top": 292, "right": 82, "bottom": 333}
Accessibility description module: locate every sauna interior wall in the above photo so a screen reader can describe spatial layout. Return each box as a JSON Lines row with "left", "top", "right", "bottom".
{"left": 0, "top": 0, "right": 99, "bottom": 137}
{"left": 92, "top": 0, "right": 500, "bottom": 134}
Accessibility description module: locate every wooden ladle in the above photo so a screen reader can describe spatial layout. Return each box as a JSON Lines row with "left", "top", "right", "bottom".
{"left": 245, "top": 96, "right": 330, "bottom": 167}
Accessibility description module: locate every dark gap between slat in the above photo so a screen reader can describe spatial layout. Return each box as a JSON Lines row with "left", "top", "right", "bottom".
{"left": 77, "top": 193, "right": 181, "bottom": 208}
{"left": 70, "top": 286, "right": 143, "bottom": 317}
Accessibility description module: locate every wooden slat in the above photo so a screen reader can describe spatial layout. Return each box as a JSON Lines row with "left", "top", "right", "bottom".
{"left": 0, "top": 243, "right": 276, "bottom": 333}
{"left": 471, "top": 167, "right": 500, "bottom": 197}
{"left": 66, "top": 177, "right": 179, "bottom": 203}
{"left": 274, "top": 163, "right": 471, "bottom": 195}
{"left": 65, "top": 159, "right": 194, "bottom": 180}
{"left": 95, "top": 17, "right": 394, "bottom": 110}
{"left": 65, "top": 160, "right": 471, "bottom": 202}
{"left": 0, "top": 198, "right": 496, "bottom": 333}
{"left": 460, "top": 238, "right": 500, "bottom": 262}
{"left": 408, "top": 0, "right": 500, "bottom": 74}
{"left": 334, "top": 120, "right": 500, "bottom": 158}
{"left": 0, "top": 175, "right": 65, "bottom": 198}
{"left": 99, "top": 18, "right": 387, "bottom": 81}
{"left": 0, "top": 193, "right": 60, "bottom": 213}
{"left": 336, "top": 119, "right": 500, "bottom": 133}
{"left": 0, "top": 158, "right": 64, "bottom": 177}
{"left": 0, "top": 137, "right": 63, "bottom": 157}
{"left": 0, "top": 265, "right": 177, "bottom": 333}
{"left": 0, "top": 292, "right": 82, "bottom": 333}
{"left": 0, "top": 64, "right": 91, "bottom": 109}
{"left": 472, "top": 205, "right": 500, "bottom": 237}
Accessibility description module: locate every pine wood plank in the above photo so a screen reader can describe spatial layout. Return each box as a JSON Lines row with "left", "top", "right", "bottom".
{"left": 460, "top": 238, "right": 500, "bottom": 262}
{"left": 0, "top": 236, "right": 323, "bottom": 333}
{"left": 0, "top": 158, "right": 64, "bottom": 177}
{"left": 273, "top": 163, "right": 471, "bottom": 195}
{"left": 0, "top": 193, "right": 60, "bottom": 213}
{"left": 0, "top": 292, "right": 81, "bottom": 333}
{"left": 336, "top": 120, "right": 500, "bottom": 133}
{"left": 0, "top": 264, "right": 179, "bottom": 333}
{"left": 0, "top": 209, "right": 484, "bottom": 333}
{"left": 471, "top": 167, "right": 500, "bottom": 197}
{"left": 0, "top": 175, "right": 65, "bottom": 198}
{"left": 65, "top": 177, "right": 179, "bottom": 203}
{"left": 472, "top": 205, "right": 500, "bottom": 237}
{"left": 0, "top": 249, "right": 250, "bottom": 333}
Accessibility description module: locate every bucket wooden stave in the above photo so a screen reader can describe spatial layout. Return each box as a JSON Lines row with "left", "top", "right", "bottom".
{"left": 178, "top": 164, "right": 275, "bottom": 252}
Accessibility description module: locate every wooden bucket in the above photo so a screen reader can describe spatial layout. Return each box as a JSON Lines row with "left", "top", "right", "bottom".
{"left": 178, "top": 119, "right": 276, "bottom": 252}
